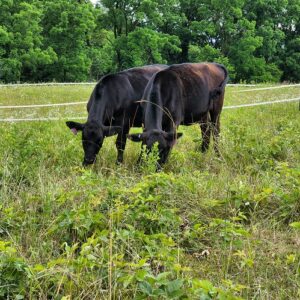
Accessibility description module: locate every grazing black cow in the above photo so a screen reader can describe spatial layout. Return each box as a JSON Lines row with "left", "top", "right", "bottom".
{"left": 66, "top": 65, "right": 167, "bottom": 166}
{"left": 127, "top": 62, "right": 228, "bottom": 168}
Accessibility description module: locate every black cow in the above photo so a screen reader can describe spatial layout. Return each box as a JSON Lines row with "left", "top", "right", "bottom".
{"left": 66, "top": 65, "right": 167, "bottom": 166}
{"left": 127, "top": 62, "right": 228, "bottom": 168}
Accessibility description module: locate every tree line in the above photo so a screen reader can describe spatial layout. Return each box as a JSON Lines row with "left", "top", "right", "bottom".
{"left": 0, "top": 0, "right": 299, "bottom": 83}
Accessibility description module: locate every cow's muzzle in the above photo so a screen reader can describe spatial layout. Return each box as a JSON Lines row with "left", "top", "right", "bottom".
{"left": 82, "top": 157, "right": 96, "bottom": 166}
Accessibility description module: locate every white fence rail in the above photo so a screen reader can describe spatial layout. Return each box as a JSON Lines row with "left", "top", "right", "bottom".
{"left": 0, "top": 82, "right": 299, "bottom": 88}
{"left": 1, "top": 97, "right": 299, "bottom": 122}
{"left": 0, "top": 82, "right": 95, "bottom": 87}
{"left": 223, "top": 97, "right": 300, "bottom": 109}
{"left": 0, "top": 101, "right": 86, "bottom": 109}
{"left": 236, "top": 84, "right": 300, "bottom": 92}
{"left": 0, "top": 117, "right": 87, "bottom": 122}
{"left": 0, "top": 82, "right": 253, "bottom": 88}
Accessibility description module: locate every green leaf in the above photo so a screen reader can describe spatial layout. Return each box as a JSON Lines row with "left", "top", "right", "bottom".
{"left": 290, "top": 222, "right": 300, "bottom": 229}
{"left": 122, "top": 275, "right": 134, "bottom": 288}
{"left": 197, "top": 279, "right": 214, "bottom": 292}
{"left": 167, "top": 279, "right": 184, "bottom": 293}
{"left": 135, "top": 269, "right": 148, "bottom": 281}
{"left": 139, "top": 281, "right": 153, "bottom": 295}
{"left": 156, "top": 272, "right": 171, "bottom": 281}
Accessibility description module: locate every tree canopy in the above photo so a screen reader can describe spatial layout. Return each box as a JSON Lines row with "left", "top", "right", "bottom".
{"left": 0, "top": 0, "right": 299, "bottom": 83}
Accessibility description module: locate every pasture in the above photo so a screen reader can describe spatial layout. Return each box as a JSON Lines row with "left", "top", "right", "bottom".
{"left": 0, "top": 84, "right": 299, "bottom": 299}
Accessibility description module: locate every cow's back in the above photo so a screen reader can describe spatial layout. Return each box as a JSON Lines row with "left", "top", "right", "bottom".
{"left": 120, "top": 65, "right": 167, "bottom": 102}
{"left": 87, "top": 65, "right": 167, "bottom": 120}
{"left": 168, "top": 63, "right": 225, "bottom": 98}
{"left": 145, "top": 63, "right": 227, "bottom": 125}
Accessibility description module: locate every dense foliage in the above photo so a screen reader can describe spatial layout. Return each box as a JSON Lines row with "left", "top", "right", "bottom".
{"left": 0, "top": 0, "right": 299, "bottom": 83}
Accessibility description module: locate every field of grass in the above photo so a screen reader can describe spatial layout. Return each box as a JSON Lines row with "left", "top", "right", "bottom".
{"left": 0, "top": 84, "right": 299, "bottom": 299}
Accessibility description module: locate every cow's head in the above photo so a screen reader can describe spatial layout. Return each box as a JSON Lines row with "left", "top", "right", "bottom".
{"left": 66, "top": 120, "right": 121, "bottom": 166}
{"left": 127, "top": 129, "right": 183, "bottom": 166}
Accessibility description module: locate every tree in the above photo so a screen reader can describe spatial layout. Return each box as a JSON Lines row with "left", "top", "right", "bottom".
{"left": 41, "top": 0, "right": 96, "bottom": 81}
{"left": 280, "top": 0, "right": 300, "bottom": 81}
{"left": 99, "top": 0, "right": 181, "bottom": 70}
{"left": 0, "top": 0, "right": 299, "bottom": 83}
{"left": 0, "top": 1, "right": 56, "bottom": 82}
{"left": 119, "top": 28, "right": 180, "bottom": 68}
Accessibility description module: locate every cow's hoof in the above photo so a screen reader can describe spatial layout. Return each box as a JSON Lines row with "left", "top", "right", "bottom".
{"left": 155, "top": 162, "right": 163, "bottom": 172}
{"left": 201, "top": 145, "right": 209, "bottom": 153}
{"left": 214, "top": 149, "right": 221, "bottom": 158}
{"left": 116, "top": 159, "right": 123, "bottom": 165}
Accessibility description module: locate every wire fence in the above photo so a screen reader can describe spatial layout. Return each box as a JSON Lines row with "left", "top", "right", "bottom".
{"left": 1, "top": 82, "right": 299, "bottom": 88}
{"left": 223, "top": 97, "right": 300, "bottom": 109}
{"left": 0, "top": 84, "right": 299, "bottom": 122}
{"left": 0, "top": 101, "right": 86, "bottom": 109}
{"left": 235, "top": 84, "right": 300, "bottom": 92}
{"left": 0, "top": 82, "right": 96, "bottom": 87}
{"left": 0, "top": 82, "right": 259, "bottom": 87}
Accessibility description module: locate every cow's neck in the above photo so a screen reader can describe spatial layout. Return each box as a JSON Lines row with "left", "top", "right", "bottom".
{"left": 87, "top": 98, "right": 113, "bottom": 125}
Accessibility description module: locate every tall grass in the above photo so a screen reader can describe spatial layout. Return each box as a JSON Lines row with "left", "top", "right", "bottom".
{"left": 0, "top": 85, "right": 299, "bottom": 299}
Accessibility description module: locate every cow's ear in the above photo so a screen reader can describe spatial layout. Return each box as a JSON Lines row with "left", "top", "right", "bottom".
{"left": 66, "top": 121, "right": 85, "bottom": 135}
{"left": 164, "top": 131, "right": 183, "bottom": 141}
{"left": 127, "top": 133, "right": 144, "bottom": 142}
{"left": 103, "top": 126, "right": 122, "bottom": 137}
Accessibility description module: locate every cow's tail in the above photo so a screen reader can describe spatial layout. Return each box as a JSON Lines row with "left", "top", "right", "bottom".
{"left": 149, "top": 79, "right": 162, "bottom": 113}
{"left": 143, "top": 77, "right": 163, "bottom": 128}
{"left": 209, "top": 64, "right": 229, "bottom": 100}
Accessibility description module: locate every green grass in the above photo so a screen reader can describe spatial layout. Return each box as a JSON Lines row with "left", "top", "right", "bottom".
{"left": 0, "top": 85, "right": 299, "bottom": 299}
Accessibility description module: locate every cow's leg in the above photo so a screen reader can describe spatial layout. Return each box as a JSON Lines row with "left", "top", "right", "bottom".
{"left": 156, "top": 121, "right": 175, "bottom": 169}
{"left": 210, "top": 92, "right": 225, "bottom": 155}
{"left": 115, "top": 126, "right": 129, "bottom": 164}
{"left": 136, "top": 143, "right": 145, "bottom": 165}
{"left": 210, "top": 110, "right": 221, "bottom": 155}
{"left": 157, "top": 146, "right": 171, "bottom": 170}
{"left": 199, "top": 113, "right": 211, "bottom": 152}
